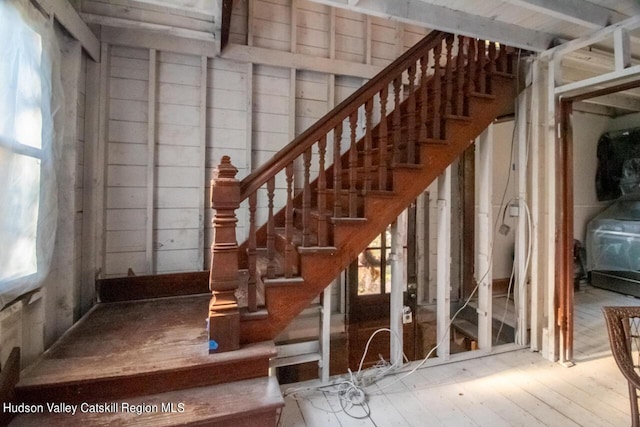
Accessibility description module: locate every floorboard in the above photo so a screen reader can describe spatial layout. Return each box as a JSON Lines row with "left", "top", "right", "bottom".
{"left": 279, "top": 285, "right": 640, "bottom": 426}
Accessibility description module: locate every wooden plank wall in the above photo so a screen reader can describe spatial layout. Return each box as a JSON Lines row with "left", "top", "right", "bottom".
{"left": 100, "top": 0, "right": 429, "bottom": 279}
{"left": 106, "top": 46, "right": 150, "bottom": 277}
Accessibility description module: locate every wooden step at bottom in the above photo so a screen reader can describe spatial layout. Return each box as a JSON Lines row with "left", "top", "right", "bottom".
{"left": 16, "top": 295, "right": 276, "bottom": 404}
{"left": 10, "top": 376, "right": 284, "bottom": 427}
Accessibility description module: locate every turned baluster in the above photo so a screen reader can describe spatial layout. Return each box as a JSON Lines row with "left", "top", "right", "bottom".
{"left": 208, "top": 156, "right": 240, "bottom": 352}
{"left": 497, "top": 43, "right": 508, "bottom": 74}
{"left": 487, "top": 42, "right": 497, "bottom": 95}
{"left": 378, "top": 86, "right": 389, "bottom": 191}
{"left": 348, "top": 111, "right": 359, "bottom": 218}
{"left": 302, "top": 147, "right": 312, "bottom": 246}
{"left": 317, "top": 136, "right": 328, "bottom": 246}
{"left": 407, "top": 63, "right": 417, "bottom": 164}
{"left": 392, "top": 76, "right": 402, "bottom": 165}
{"left": 432, "top": 40, "right": 443, "bottom": 140}
{"left": 266, "top": 176, "right": 276, "bottom": 279}
{"left": 363, "top": 99, "right": 373, "bottom": 192}
{"left": 419, "top": 53, "right": 429, "bottom": 141}
{"left": 477, "top": 40, "right": 487, "bottom": 94}
{"left": 444, "top": 35, "right": 454, "bottom": 117}
{"left": 247, "top": 191, "right": 257, "bottom": 311}
{"left": 284, "top": 164, "right": 294, "bottom": 278}
{"left": 467, "top": 38, "right": 477, "bottom": 95}
{"left": 455, "top": 36, "right": 466, "bottom": 116}
{"left": 333, "top": 122, "right": 343, "bottom": 217}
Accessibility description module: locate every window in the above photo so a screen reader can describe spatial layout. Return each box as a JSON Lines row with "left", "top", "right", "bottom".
{"left": 0, "top": 0, "right": 60, "bottom": 307}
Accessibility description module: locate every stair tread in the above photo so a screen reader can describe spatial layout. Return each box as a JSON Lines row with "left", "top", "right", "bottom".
{"left": 17, "top": 295, "right": 276, "bottom": 394}
{"left": 11, "top": 376, "right": 284, "bottom": 427}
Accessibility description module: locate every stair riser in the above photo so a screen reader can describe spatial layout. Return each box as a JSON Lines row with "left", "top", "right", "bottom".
{"left": 16, "top": 356, "right": 271, "bottom": 405}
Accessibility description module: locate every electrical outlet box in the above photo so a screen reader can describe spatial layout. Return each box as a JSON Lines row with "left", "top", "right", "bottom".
{"left": 509, "top": 204, "right": 519, "bottom": 217}
{"left": 402, "top": 306, "right": 413, "bottom": 324}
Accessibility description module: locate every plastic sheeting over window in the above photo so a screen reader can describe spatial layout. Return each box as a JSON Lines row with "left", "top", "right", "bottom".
{"left": 0, "top": 0, "right": 62, "bottom": 307}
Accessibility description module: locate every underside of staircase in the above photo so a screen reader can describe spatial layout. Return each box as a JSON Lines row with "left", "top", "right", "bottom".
{"left": 5, "top": 31, "right": 521, "bottom": 427}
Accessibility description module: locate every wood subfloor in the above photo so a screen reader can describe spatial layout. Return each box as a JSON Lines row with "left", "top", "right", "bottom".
{"left": 278, "top": 285, "right": 640, "bottom": 426}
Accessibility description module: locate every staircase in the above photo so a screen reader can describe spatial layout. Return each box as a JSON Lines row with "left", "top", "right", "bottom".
{"left": 6, "top": 31, "right": 521, "bottom": 427}
{"left": 209, "top": 31, "right": 521, "bottom": 350}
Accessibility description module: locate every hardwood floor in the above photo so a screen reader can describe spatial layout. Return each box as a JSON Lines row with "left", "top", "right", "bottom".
{"left": 278, "top": 285, "right": 640, "bottom": 426}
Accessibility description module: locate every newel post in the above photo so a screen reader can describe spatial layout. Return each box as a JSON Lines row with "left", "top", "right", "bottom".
{"left": 208, "top": 156, "right": 240, "bottom": 353}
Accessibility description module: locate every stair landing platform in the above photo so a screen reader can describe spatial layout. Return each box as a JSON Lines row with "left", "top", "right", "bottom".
{"left": 14, "top": 294, "right": 278, "bottom": 405}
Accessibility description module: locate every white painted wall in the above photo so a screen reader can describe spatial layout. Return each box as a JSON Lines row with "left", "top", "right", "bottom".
{"left": 573, "top": 111, "right": 612, "bottom": 243}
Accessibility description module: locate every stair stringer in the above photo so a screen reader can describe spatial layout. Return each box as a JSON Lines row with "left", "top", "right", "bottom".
{"left": 239, "top": 75, "right": 517, "bottom": 344}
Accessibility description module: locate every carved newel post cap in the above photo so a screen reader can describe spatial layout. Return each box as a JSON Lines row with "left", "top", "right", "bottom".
{"left": 214, "top": 156, "right": 238, "bottom": 180}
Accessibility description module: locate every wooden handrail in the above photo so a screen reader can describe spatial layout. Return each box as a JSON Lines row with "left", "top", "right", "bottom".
{"left": 239, "top": 30, "right": 448, "bottom": 200}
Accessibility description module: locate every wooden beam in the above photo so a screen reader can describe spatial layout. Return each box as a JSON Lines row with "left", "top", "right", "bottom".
{"left": 146, "top": 49, "right": 157, "bottom": 274}
{"left": 307, "top": 0, "right": 554, "bottom": 51}
{"left": 583, "top": 92, "right": 640, "bottom": 112}
{"left": 529, "top": 60, "right": 543, "bottom": 352}
{"left": 81, "top": 0, "right": 215, "bottom": 32}
{"left": 101, "top": 26, "right": 219, "bottom": 58}
{"left": 82, "top": 13, "right": 215, "bottom": 41}
{"left": 96, "top": 42, "right": 110, "bottom": 279}
{"left": 199, "top": 56, "right": 208, "bottom": 269}
{"left": 436, "top": 167, "right": 451, "bottom": 360}
{"left": 614, "top": 28, "right": 631, "bottom": 71}
{"left": 34, "top": 0, "right": 100, "bottom": 61}
{"left": 81, "top": 50, "right": 101, "bottom": 315}
{"left": 222, "top": 43, "right": 383, "bottom": 79}
{"left": 555, "top": 64, "right": 640, "bottom": 100}
{"left": 390, "top": 212, "right": 406, "bottom": 367}
{"left": 475, "top": 126, "right": 493, "bottom": 353}
{"left": 541, "top": 14, "right": 640, "bottom": 59}
{"left": 221, "top": 0, "right": 234, "bottom": 50}
{"left": 515, "top": 91, "right": 528, "bottom": 346}
{"left": 502, "top": 0, "right": 610, "bottom": 29}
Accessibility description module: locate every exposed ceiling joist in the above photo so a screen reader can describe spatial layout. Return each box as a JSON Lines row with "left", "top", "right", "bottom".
{"left": 501, "top": 0, "right": 610, "bottom": 29}
{"left": 584, "top": 92, "right": 640, "bottom": 112}
{"left": 307, "top": 0, "right": 554, "bottom": 51}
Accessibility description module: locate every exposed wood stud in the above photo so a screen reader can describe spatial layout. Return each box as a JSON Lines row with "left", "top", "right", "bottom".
{"left": 199, "top": 56, "right": 207, "bottom": 270}
{"left": 81, "top": 52, "right": 101, "bottom": 314}
{"left": 476, "top": 125, "right": 493, "bottom": 353}
{"left": 436, "top": 167, "right": 452, "bottom": 360}
{"left": 146, "top": 49, "right": 157, "bottom": 274}
{"left": 614, "top": 28, "right": 631, "bottom": 71}
{"left": 365, "top": 15, "right": 372, "bottom": 65}
{"left": 96, "top": 42, "right": 110, "bottom": 280}
{"left": 247, "top": 0, "right": 254, "bottom": 46}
